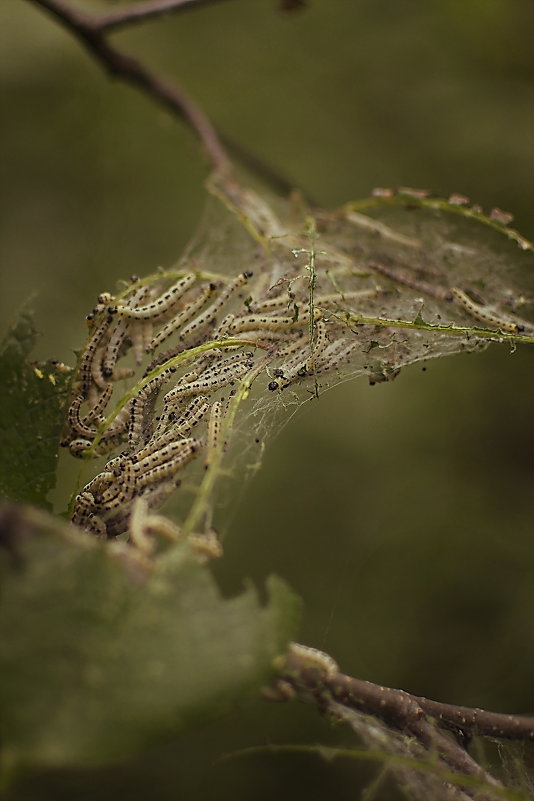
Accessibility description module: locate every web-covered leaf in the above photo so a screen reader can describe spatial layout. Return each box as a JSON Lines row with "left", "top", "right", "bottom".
{"left": 0, "top": 504, "right": 299, "bottom": 770}
{"left": 326, "top": 703, "right": 528, "bottom": 801}
{"left": 0, "top": 308, "right": 71, "bottom": 509}
{"left": 62, "top": 181, "right": 534, "bottom": 540}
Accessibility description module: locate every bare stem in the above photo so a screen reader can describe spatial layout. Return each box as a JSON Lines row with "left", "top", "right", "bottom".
{"left": 28, "top": 0, "right": 229, "bottom": 174}
{"left": 26, "top": 0, "right": 302, "bottom": 195}
{"left": 100, "top": 0, "right": 232, "bottom": 33}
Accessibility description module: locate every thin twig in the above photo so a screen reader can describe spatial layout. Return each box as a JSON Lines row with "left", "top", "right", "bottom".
{"left": 415, "top": 696, "right": 534, "bottom": 742}
{"left": 219, "top": 134, "right": 318, "bottom": 203}
{"left": 100, "top": 0, "right": 231, "bottom": 33}
{"left": 26, "top": 0, "right": 304, "bottom": 197}
{"left": 281, "top": 649, "right": 534, "bottom": 742}
{"left": 27, "top": 0, "right": 230, "bottom": 175}
{"left": 279, "top": 648, "right": 511, "bottom": 799}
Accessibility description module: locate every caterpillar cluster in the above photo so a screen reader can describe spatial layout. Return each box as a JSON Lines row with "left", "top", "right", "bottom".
{"left": 66, "top": 264, "right": 363, "bottom": 541}
{"left": 65, "top": 192, "right": 533, "bottom": 545}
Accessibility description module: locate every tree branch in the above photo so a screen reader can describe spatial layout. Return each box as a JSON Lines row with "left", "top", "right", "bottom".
{"left": 281, "top": 646, "right": 534, "bottom": 742}
{"left": 99, "top": 0, "right": 232, "bottom": 33}
{"left": 28, "top": 0, "right": 230, "bottom": 175}
{"left": 270, "top": 644, "right": 534, "bottom": 799}
{"left": 415, "top": 695, "right": 534, "bottom": 742}
{"left": 26, "top": 0, "right": 303, "bottom": 196}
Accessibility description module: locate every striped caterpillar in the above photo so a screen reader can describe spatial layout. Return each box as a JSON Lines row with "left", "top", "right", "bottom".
{"left": 451, "top": 287, "right": 526, "bottom": 334}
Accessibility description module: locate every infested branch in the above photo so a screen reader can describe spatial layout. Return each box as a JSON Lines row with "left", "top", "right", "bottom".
{"left": 281, "top": 644, "right": 534, "bottom": 742}
{"left": 269, "top": 643, "right": 534, "bottom": 799}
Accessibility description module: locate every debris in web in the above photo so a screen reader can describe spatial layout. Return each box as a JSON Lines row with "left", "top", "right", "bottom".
{"left": 64, "top": 179, "right": 534, "bottom": 545}
{"left": 329, "top": 702, "right": 507, "bottom": 801}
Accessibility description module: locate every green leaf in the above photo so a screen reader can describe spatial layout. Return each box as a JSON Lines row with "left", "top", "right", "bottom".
{"left": 0, "top": 308, "right": 71, "bottom": 508}
{"left": 0, "top": 505, "right": 300, "bottom": 771}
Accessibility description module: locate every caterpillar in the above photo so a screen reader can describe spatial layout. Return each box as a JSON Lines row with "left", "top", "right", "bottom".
{"left": 82, "top": 471, "right": 115, "bottom": 497}
{"left": 247, "top": 293, "right": 296, "bottom": 314}
{"left": 77, "top": 314, "right": 114, "bottom": 395}
{"left": 133, "top": 397, "right": 209, "bottom": 462}
{"left": 95, "top": 459, "right": 137, "bottom": 512}
{"left": 103, "top": 318, "right": 128, "bottom": 378}
{"left": 228, "top": 307, "right": 322, "bottom": 334}
{"left": 128, "top": 365, "right": 178, "bottom": 449}
{"left": 71, "top": 491, "right": 96, "bottom": 526}
{"left": 163, "top": 358, "right": 253, "bottom": 406}
{"left": 111, "top": 273, "right": 197, "bottom": 320}
{"left": 212, "top": 313, "right": 235, "bottom": 338}
{"left": 178, "top": 271, "right": 253, "bottom": 341}
{"left": 90, "top": 346, "right": 108, "bottom": 390}
{"left": 136, "top": 440, "right": 199, "bottom": 488}
{"left": 451, "top": 287, "right": 525, "bottom": 334}
{"left": 287, "top": 643, "right": 339, "bottom": 678}
{"left": 68, "top": 437, "right": 93, "bottom": 458}
{"left": 82, "top": 383, "right": 113, "bottom": 425}
{"left": 68, "top": 395, "right": 98, "bottom": 439}
{"left": 196, "top": 351, "right": 255, "bottom": 383}
{"left": 147, "top": 282, "right": 218, "bottom": 351}
{"left": 314, "top": 339, "right": 359, "bottom": 375}
{"left": 268, "top": 320, "right": 328, "bottom": 390}
{"left": 205, "top": 400, "right": 223, "bottom": 469}
{"left": 173, "top": 395, "right": 211, "bottom": 435}
{"left": 104, "top": 401, "right": 133, "bottom": 437}
{"left": 134, "top": 437, "right": 199, "bottom": 475}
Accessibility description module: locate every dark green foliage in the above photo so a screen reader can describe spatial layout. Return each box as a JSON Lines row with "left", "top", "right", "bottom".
{"left": 0, "top": 309, "right": 71, "bottom": 508}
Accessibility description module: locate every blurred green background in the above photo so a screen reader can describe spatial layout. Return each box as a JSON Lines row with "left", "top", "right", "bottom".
{"left": 3, "top": 0, "right": 534, "bottom": 798}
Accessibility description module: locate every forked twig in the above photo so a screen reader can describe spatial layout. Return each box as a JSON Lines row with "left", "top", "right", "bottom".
{"left": 26, "top": 0, "right": 302, "bottom": 195}
{"left": 27, "top": 0, "right": 230, "bottom": 175}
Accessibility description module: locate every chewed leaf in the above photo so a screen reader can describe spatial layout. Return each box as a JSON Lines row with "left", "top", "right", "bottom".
{"left": 0, "top": 307, "right": 71, "bottom": 508}
{"left": 0, "top": 505, "right": 299, "bottom": 768}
